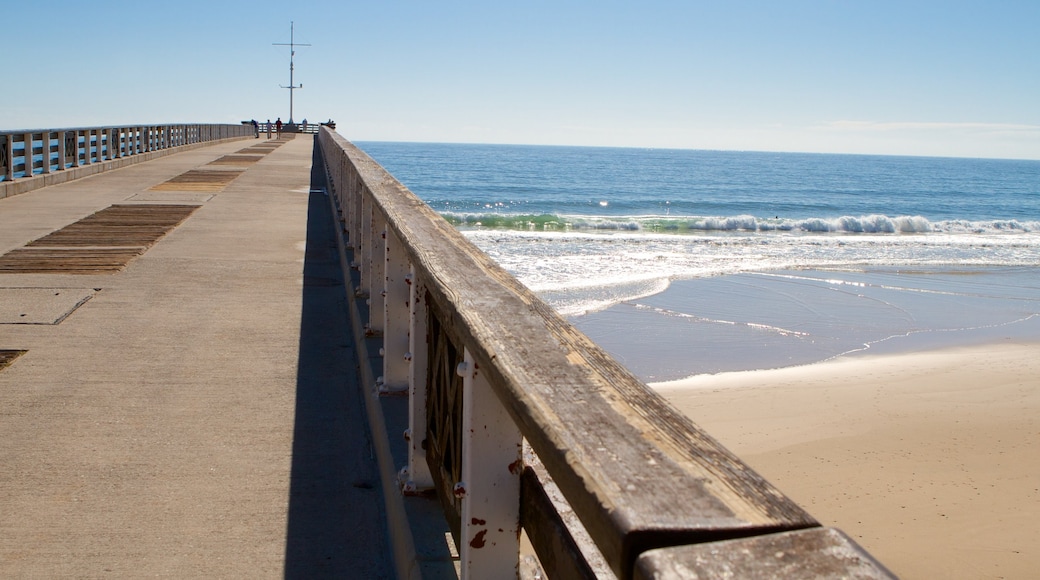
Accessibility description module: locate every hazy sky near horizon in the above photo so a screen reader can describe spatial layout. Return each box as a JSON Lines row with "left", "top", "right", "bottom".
{"left": 4, "top": 0, "right": 1039, "bottom": 159}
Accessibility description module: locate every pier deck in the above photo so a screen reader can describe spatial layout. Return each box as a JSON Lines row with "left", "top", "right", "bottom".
{"left": 0, "top": 137, "right": 393, "bottom": 577}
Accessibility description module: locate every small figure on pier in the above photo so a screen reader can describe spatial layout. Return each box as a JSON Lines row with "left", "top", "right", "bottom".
{"left": 250, "top": 119, "right": 259, "bottom": 138}
{"left": 276, "top": 118, "right": 283, "bottom": 135}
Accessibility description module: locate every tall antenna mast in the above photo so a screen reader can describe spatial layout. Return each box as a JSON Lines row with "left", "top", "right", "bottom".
{"left": 273, "top": 21, "right": 311, "bottom": 124}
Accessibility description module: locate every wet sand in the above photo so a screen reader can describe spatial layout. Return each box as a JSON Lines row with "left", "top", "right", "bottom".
{"left": 653, "top": 343, "right": 1040, "bottom": 579}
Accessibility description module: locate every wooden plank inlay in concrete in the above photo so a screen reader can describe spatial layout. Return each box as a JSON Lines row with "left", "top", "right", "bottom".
{"left": 0, "top": 350, "right": 27, "bottom": 371}
{"left": 0, "top": 248, "right": 145, "bottom": 273}
{"left": 208, "top": 155, "right": 263, "bottom": 165}
{"left": 27, "top": 205, "right": 200, "bottom": 248}
{"left": 149, "top": 169, "right": 244, "bottom": 192}
{"left": 238, "top": 146, "right": 279, "bottom": 154}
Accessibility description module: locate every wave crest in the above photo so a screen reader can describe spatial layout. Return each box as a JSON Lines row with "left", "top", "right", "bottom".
{"left": 444, "top": 212, "right": 1039, "bottom": 235}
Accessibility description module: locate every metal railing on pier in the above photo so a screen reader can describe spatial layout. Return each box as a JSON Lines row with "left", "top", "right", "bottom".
{"left": 0, "top": 123, "right": 253, "bottom": 197}
{"left": 317, "top": 127, "right": 895, "bottom": 579}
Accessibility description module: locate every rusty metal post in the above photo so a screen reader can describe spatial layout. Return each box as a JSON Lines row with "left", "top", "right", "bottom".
{"left": 370, "top": 217, "right": 387, "bottom": 336}
{"left": 357, "top": 193, "right": 373, "bottom": 298}
{"left": 381, "top": 226, "right": 408, "bottom": 393}
{"left": 457, "top": 347, "right": 522, "bottom": 579}
{"left": 350, "top": 173, "right": 363, "bottom": 252}
{"left": 402, "top": 266, "right": 434, "bottom": 492}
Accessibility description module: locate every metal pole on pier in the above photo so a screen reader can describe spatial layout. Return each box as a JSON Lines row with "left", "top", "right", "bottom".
{"left": 273, "top": 21, "right": 311, "bottom": 124}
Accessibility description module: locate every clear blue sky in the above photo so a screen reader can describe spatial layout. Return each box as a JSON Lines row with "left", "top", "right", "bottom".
{"left": 4, "top": 0, "right": 1039, "bottom": 159}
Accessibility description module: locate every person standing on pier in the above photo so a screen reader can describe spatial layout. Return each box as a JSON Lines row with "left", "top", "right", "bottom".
{"left": 276, "top": 117, "right": 283, "bottom": 135}
{"left": 250, "top": 119, "right": 259, "bottom": 138}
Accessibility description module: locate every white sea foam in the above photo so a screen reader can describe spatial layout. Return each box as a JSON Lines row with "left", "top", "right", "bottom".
{"left": 466, "top": 227, "right": 1040, "bottom": 315}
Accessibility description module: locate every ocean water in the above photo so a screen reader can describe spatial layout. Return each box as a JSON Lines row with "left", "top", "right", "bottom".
{"left": 357, "top": 142, "right": 1040, "bottom": 378}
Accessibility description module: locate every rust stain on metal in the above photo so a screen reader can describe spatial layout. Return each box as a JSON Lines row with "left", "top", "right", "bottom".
{"left": 508, "top": 459, "right": 522, "bottom": 475}
{"left": 471, "top": 517, "right": 486, "bottom": 526}
{"left": 469, "top": 529, "right": 487, "bottom": 549}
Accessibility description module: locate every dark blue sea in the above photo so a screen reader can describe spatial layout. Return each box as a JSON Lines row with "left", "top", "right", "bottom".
{"left": 357, "top": 142, "right": 1040, "bottom": 378}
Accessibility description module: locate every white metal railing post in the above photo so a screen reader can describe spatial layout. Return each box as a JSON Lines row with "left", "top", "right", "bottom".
{"left": 84, "top": 130, "right": 94, "bottom": 165}
{"left": 350, "top": 173, "right": 363, "bottom": 252}
{"left": 457, "top": 347, "right": 522, "bottom": 579}
{"left": 22, "top": 133, "right": 33, "bottom": 176}
{"left": 344, "top": 161, "right": 355, "bottom": 247}
{"left": 369, "top": 216, "right": 387, "bottom": 336}
{"left": 41, "top": 132, "right": 52, "bottom": 174}
{"left": 382, "top": 228, "right": 409, "bottom": 393}
{"left": 403, "top": 266, "right": 434, "bottom": 492}
{"left": 359, "top": 194, "right": 374, "bottom": 299}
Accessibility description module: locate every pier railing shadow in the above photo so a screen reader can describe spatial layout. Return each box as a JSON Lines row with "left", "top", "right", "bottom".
{"left": 282, "top": 139, "right": 392, "bottom": 579}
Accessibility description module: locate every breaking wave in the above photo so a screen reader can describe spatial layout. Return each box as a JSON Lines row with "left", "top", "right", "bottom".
{"left": 443, "top": 212, "right": 1040, "bottom": 235}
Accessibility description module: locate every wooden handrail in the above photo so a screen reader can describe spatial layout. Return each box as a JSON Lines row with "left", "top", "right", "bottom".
{"left": 317, "top": 127, "right": 895, "bottom": 579}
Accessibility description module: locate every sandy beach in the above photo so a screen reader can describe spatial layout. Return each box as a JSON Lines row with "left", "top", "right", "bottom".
{"left": 652, "top": 342, "right": 1040, "bottom": 579}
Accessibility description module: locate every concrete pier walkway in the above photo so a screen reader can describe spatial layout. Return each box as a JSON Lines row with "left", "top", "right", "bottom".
{"left": 0, "top": 137, "right": 393, "bottom": 577}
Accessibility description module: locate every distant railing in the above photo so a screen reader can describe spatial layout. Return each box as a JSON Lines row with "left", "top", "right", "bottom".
{"left": 251, "top": 121, "right": 327, "bottom": 136}
{"left": 318, "top": 127, "right": 895, "bottom": 579}
{"left": 0, "top": 123, "right": 252, "bottom": 185}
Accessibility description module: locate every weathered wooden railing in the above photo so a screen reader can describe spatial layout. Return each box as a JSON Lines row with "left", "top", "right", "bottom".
{"left": 0, "top": 123, "right": 253, "bottom": 198}
{"left": 318, "top": 127, "right": 895, "bottom": 579}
